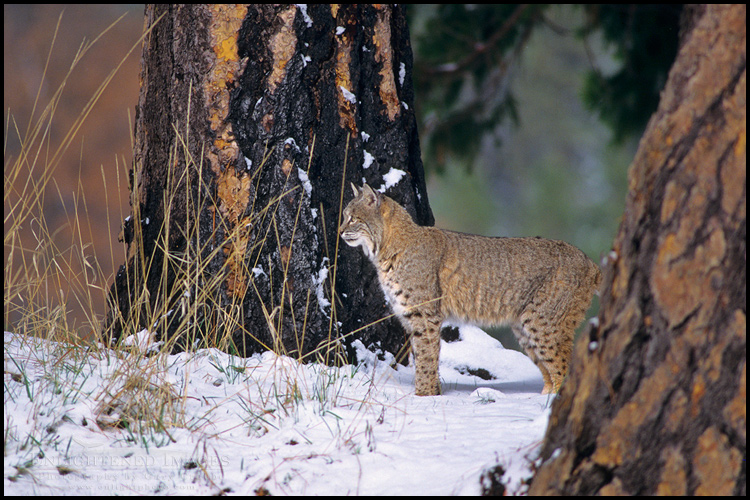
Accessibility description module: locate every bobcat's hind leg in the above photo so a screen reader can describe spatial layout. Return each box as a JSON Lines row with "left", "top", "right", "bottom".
{"left": 512, "top": 323, "right": 569, "bottom": 394}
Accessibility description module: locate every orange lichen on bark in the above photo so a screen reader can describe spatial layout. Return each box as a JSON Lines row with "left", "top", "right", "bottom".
{"left": 268, "top": 7, "right": 297, "bottom": 94}
{"left": 280, "top": 245, "right": 292, "bottom": 267}
{"left": 281, "top": 158, "right": 293, "bottom": 176}
{"left": 223, "top": 215, "right": 252, "bottom": 299}
{"left": 204, "top": 5, "right": 253, "bottom": 299}
{"left": 205, "top": 4, "right": 247, "bottom": 180}
{"left": 217, "top": 165, "right": 251, "bottom": 299}
{"left": 334, "top": 26, "right": 357, "bottom": 134}
{"left": 205, "top": 4, "right": 246, "bottom": 169}
{"left": 372, "top": 6, "right": 400, "bottom": 121}
{"left": 216, "top": 166, "right": 250, "bottom": 224}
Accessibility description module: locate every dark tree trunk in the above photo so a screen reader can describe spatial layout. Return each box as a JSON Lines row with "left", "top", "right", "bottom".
{"left": 523, "top": 4, "right": 746, "bottom": 495}
{"left": 105, "top": 5, "right": 433, "bottom": 364}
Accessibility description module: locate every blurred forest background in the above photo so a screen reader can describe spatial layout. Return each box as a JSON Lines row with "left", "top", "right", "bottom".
{"left": 5, "top": 5, "right": 680, "bottom": 342}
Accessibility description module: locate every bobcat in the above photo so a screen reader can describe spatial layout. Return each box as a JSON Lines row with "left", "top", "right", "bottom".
{"left": 339, "top": 183, "right": 601, "bottom": 396}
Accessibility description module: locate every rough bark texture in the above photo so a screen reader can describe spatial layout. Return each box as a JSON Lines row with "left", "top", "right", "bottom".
{"left": 525, "top": 4, "right": 745, "bottom": 495}
{"left": 105, "top": 5, "right": 433, "bottom": 363}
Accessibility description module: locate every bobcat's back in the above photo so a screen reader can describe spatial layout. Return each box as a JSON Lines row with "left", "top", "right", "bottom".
{"left": 437, "top": 231, "right": 601, "bottom": 327}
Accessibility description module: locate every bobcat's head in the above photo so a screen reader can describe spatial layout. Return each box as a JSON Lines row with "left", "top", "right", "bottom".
{"left": 339, "top": 183, "right": 384, "bottom": 261}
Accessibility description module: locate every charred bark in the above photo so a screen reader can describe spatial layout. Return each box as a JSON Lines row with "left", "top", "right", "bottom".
{"left": 105, "top": 5, "right": 432, "bottom": 364}
{"left": 524, "top": 4, "right": 746, "bottom": 495}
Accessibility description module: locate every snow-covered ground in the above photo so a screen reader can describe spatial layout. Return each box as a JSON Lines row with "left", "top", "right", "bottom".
{"left": 4, "top": 325, "right": 553, "bottom": 495}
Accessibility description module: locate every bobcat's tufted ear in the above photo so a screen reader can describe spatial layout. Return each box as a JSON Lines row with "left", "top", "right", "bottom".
{"left": 350, "top": 182, "right": 360, "bottom": 198}
{"left": 361, "top": 184, "right": 381, "bottom": 208}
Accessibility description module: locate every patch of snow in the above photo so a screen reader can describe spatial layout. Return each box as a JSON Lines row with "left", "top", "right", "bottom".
{"left": 296, "top": 4, "right": 313, "bottom": 28}
{"left": 312, "top": 257, "right": 331, "bottom": 314}
{"left": 363, "top": 150, "right": 375, "bottom": 169}
{"left": 340, "top": 86, "right": 356, "bottom": 104}
{"left": 297, "top": 167, "right": 313, "bottom": 197}
{"left": 440, "top": 322, "right": 543, "bottom": 392}
{"left": 120, "top": 328, "right": 164, "bottom": 355}
{"left": 377, "top": 168, "right": 407, "bottom": 193}
{"left": 121, "top": 328, "right": 154, "bottom": 350}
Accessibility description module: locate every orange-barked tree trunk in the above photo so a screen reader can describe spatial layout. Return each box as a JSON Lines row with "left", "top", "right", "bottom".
{"left": 524, "top": 4, "right": 746, "bottom": 495}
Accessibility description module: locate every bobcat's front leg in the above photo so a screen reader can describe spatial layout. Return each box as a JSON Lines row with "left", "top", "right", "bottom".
{"left": 408, "top": 313, "right": 443, "bottom": 396}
